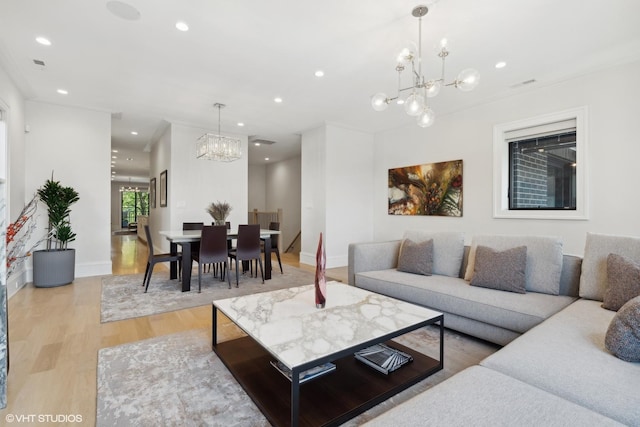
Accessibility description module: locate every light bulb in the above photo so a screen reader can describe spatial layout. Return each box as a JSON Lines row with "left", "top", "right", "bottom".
{"left": 371, "top": 93, "right": 389, "bottom": 111}
{"left": 456, "top": 68, "right": 480, "bottom": 92}
{"left": 395, "top": 41, "right": 417, "bottom": 65}
{"left": 417, "top": 107, "right": 435, "bottom": 128}
{"left": 404, "top": 93, "right": 425, "bottom": 117}
{"left": 425, "top": 80, "right": 441, "bottom": 98}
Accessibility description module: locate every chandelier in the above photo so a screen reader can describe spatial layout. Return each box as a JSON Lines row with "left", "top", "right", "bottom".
{"left": 119, "top": 178, "right": 141, "bottom": 192}
{"left": 371, "top": 5, "right": 480, "bottom": 127}
{"left": 196, "top": 103, "right": 242, "bottom": 162}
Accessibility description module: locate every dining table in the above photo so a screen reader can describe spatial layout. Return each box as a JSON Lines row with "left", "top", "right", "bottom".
{"left": 159, "top": 228, "right": 281, "bottom": 292}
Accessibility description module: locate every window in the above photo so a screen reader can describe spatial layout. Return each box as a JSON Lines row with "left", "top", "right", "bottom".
{"left": 121, "top": 190, "right": 149, "bottom": 228}
{"left": 493, "top": 107, "right": 588, "bottom": 220}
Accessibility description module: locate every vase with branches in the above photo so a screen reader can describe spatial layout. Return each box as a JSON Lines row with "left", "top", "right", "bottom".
{"left": 206, "top": 201, "right": 232, "bottom": 226}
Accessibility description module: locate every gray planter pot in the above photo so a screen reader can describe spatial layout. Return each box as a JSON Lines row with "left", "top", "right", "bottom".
{"left": 33, "top": 249, "right": 76, "bottom": 288}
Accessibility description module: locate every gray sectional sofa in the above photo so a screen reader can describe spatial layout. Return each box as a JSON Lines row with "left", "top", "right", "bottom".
{"left": 349, "top": 231, "right": 640, "bottom": 426}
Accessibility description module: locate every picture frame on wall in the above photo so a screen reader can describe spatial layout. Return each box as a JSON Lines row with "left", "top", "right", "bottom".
{"left": 149, "top": 177, "right": 156, "bottom": 208}
{"left": 159, "top": 170, "right": 167, "bottom": 207}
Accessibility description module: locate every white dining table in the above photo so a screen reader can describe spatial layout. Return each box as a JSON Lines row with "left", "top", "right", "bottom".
{"left": 159, "top": 228, "right": 281, "bottom": 292}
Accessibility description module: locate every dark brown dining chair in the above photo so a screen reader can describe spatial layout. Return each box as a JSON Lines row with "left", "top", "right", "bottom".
{"left": 191, "top": 225, "right": 230, "bottom": 291}
{"left": 180, "top": 222, "right": 204, "bottom": 275}
{"left": 143, "top": 225, "right": 182, "bottom": 292}
{"left": 228, "top": 224, "right": 264, "bottom": 287}
{"left": 261, "top": 221, "right": 283, "bottom": 274}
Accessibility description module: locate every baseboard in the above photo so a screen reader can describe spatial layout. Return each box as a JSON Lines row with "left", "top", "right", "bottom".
{"left": 24, "top": 260, "right": 113, "bottom": 283}
{"left": 7, "top": 269, "right": 27, "bottom": 299}
{"left": 299, "top": 252, "right": 347, "bottom": 269}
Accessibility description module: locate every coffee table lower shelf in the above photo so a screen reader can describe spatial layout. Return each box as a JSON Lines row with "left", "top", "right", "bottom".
{"left": 213, "top": 336, "right": 442, "bottom": 427}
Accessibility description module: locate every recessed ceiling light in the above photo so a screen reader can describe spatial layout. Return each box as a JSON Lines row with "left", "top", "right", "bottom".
{"left": 274, "top": 97, "right": 283, "bottom": 103}
{"left": 57, "top": 89, "right": 68, "bottom": 95}
{"left": 254, "top": 142, "right": 261, "bottom": 146}
{"left": 315, "top": 70, "right": 324, "bottom": 77}
{"left": 36, "top": 37, "right": 51, "bottom": 46}
{"left": 111, "top": 164, "right": 115, "bottom": 168}
{"left": 112, "top": 156, "right": 117, "bottom": 159}
{"left": 176, "top": 21, "right": 189, "bottom": 32}
{"left": 237, "top": 122, "right": 245, "bottom": 127}
{"left": 112, "top": 149, "right": 118, "bottom": 153}
{"left": 131, "top": 131, "right": 138, "bottom": 135}
{"left": 495, "top": 61, "right": 507, "bottom": 69}
{"left": 265, "top": 157, "right": 270, "bottom": 161}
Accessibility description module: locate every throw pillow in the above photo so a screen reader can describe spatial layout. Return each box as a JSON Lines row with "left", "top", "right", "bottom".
{"left": 470, "top": 245, "right": 527, "bottom": 293}
{"left": 402, "top": 231, "right": 464, "bottom": 277}
{"left": 397, "top": 238, "right": 433, "bottom": 276}
{"left": 602, "top": 254, "right": 640, "bottom": 311}
{"left": 464, "top": 235, "right": 562, "bottom": 295}
{"left": 605, "top": 295, "right": 640, "bottom": 362}
{"left": 579, "top": 232, "right": 640, "bottom": 301}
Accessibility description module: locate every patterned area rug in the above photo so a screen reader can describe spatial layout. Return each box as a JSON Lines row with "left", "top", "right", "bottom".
{"left": 101, "top": 266, "right": 319, "bottom": 323}
{"left": 96, "top": 327, "right": 498, "bottom": 426}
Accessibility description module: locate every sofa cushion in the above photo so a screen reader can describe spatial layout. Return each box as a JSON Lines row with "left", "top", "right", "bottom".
{"left": 355, "top": 269, "right": 575, "bottom": 334}
{"left": 464, "top": 235, "right": 563, "bottom": 295}
{"left": 481, "top": 299, "right": 640, "bottom": 426}
{"left": 402, "top": 230, "right": 464, "bottom": 277}
{"left": 602, "top": 253, "right": 640, "bottom": 311}
{"left": 471, "top": 245, "right": 527, "bottom": 293}
{"left": 397, "top": 238, "right": 433, "bottom": 276}
{"left": 362, "top": 366, "right": 622, "bottom": 427}
{"left": 605, "top": 296, "right": 640, "bottom": 362}
{"left": 580, "top": 232, "right": 640, "bottom": 301}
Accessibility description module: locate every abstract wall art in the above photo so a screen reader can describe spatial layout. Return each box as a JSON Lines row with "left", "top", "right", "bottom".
{"left": 388, "top": 159, "right": 463, "bottom": 217}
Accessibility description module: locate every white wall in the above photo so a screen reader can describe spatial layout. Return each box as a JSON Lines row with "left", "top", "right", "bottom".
{"left": 265, "top": 156, "right": 301, "bottom": 253}
{"left": 24, "top": 101, "right": 112, "bottom": 277}
{"left": 373, "top": 60, "right": 640, "bottom": 256}
{"left": 0, "top": 65, "right": 27, "bottom": 296}
{"left": 301, "top": 123, "right": 374, "bottom": 267}
{"left": 147, "top": 123, "right": 248, "bottom": 252}
{"left": 248, "top": 163, "right": 266, "bottom": 212}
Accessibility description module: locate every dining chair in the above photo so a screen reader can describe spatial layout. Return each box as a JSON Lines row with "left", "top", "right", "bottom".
{"left": 191, "top": 225, "right": 230, "bottom": 291}
{"left": 261, "top": 221, "right": 283, "bottom": 274}
{"left": 143, "top": 225, "right": 182, "bottom": 292}
{"left": 180, "top": 222, "right": 204, "bottom": 275}
{"left": 228, "top": 224, "right": 264, "bottom": 287}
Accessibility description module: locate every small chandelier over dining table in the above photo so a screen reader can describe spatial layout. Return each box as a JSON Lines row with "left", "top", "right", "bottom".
{"left": 371, "top": 5, "right": 480, "bottom": 128}
{"left": 196, "top": 103, "right": 242, "bottom": 162}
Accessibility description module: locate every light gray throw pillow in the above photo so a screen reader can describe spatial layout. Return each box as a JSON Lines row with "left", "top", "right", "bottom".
{"left": 605, "top": 295, "right": 640, "bottom": 362}
{"left": 464, "top": 235, "right": 563, "bottom": 295}
{"left": 471, "top": 245, "right": 527, "bottom": 293}
{"left": 402, "top": 231, "right": 464, "bottom": 277}
{"left": 397, "top": 238, "right": 433, "bottom": 276}
{"left": 580, "top": 233, "right": 640, "bottom": 301}
{"left": 602, "top": 254, "right": 640, "bottom": 311}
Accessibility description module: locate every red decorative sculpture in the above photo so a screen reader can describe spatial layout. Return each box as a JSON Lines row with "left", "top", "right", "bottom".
{"left": 315, "top": 232, "right": 327, "bottom": 308}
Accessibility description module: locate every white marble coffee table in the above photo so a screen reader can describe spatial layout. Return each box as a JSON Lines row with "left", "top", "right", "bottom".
{"left": 212, "top": 281, "right": 443, "bottom": 427}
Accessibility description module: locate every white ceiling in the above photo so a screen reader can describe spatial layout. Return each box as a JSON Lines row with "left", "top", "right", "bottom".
{"left": 1, "top": 0, "right": 639, "bottom": 183}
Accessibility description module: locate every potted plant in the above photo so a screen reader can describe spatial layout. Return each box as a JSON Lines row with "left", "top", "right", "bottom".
{"left": 206, "top": 200, "right": 232, "bottom": 226}
{"left": 32, "top": 175, "right": 80, "bottom": 287}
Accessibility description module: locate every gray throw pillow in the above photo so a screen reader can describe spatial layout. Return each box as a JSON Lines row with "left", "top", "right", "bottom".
{"left": 602, "top": 253, "right": 640, "bottom": 311}
{"left": 605, "top": 295, "right": 640, "bottom": 362}
{"left": 471, "top": 245, "right": 527, "bottom": 293}
{"left": 397, "top": 238, "right": 433, "bottom": 276}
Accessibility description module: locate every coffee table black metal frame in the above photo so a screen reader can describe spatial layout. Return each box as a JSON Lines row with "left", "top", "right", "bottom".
{"left": 212, "top": 304, "right": 443, "bottom": 427}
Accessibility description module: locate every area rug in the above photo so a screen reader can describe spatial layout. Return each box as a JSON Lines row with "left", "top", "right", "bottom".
{"left": 96, "top": 327, "right": 498, "bottom": 426}
{"left": 101, "top": 266, "right": 321, "bottom": 323}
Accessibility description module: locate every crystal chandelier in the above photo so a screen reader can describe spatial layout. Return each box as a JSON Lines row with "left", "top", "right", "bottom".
{"left": 196, "top": 103, "right": 242, "bottom": 161}
{"left": 371, "top": 5, "right": 480, "bottom": 128}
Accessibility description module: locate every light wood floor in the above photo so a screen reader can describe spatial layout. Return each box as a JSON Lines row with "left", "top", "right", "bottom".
{"left": 1, "top": 234, "right": 348, "bottom": 425}
{"left": 1, "top": 234, "right": 496, "bottom": 426}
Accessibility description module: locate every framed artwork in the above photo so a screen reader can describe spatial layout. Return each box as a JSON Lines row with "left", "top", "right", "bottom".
{"left": 388, "top": 159, "right": 463, "bottom": 217}
{"left": 159, "top": 170, "right": 167, "bottom": 208}
{"left": 149, "top": 177, "right": 156, "bottom": 208}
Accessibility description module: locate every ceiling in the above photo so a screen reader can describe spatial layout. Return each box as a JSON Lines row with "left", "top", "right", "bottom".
{"left": 1, "top": 0, "right": 639, "bottom": 183}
